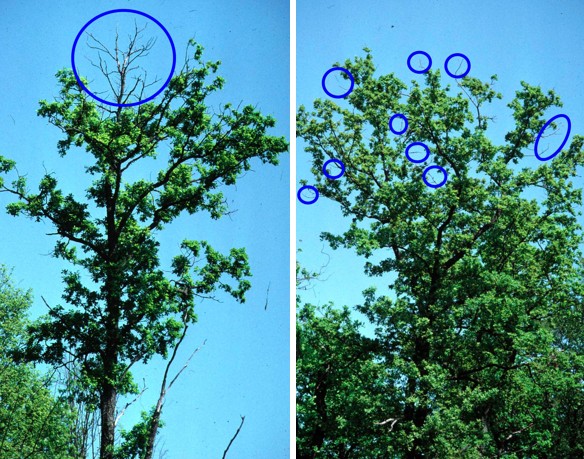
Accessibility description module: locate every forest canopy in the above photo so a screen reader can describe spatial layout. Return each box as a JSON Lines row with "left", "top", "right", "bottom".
{"left": 297, "top": 49, "right": 584, "bottom": 458}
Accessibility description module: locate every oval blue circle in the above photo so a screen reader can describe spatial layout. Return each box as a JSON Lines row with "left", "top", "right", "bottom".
{"left": 407, "top": 51, "right": 432, "bottom": 74}
{"left": 322, "top": 158, "right": 345, "bottom": 180}
{"left": 71, "top": 9, "right": 177, "bottom": 107}
{"left": 322, "top": 67, "right": 355, "bottom": 99}
{"left": 422, "top": 165, "right": 448, "bottom": 188}
{"left": 534, "top": 114, "right": 571, "bottom": 161}
{"left": 389, "top": 113, "right": 408, "bottom": 135}
{"left": 444, "top": 53, "right": 471, "bottom": 79}
{"left": 405, "top": 142, "right": 430, "bottom": 163}
{"left": 297, "top": 185, "right": 319, "bottom": 205}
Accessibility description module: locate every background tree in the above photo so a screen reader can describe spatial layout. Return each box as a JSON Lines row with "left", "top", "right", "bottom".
{"left": 297, "top": 50, "right": 584, "bottom": 457}
{"left": 0, "top": 266, "right": 78, "bottom": 458}
{"left": 0, "top": 30, "right": 287, "bottom": 459}
{"left": 296, "top": 256, "right": 397, "bottom": 458}
{"left": 297, "top": 301, "right": 394, "bottom": 458}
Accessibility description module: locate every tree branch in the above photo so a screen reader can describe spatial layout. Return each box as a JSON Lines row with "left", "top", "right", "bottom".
{"left": 222, "top": 415, "right": 246, "bottom": 459}
{"left": 115, "top": 381, "right": 147, "bottom": 427}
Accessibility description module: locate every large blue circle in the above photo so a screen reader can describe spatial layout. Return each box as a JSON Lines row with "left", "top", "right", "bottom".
{"left": 389, "top": 113, "right": 408, "bottom": 135}
{"left": 322, "top": 158, "right": 345, "bottom": 180}
{"left": 444, "top": 53, "right": 471, "bottom": 79}
{"left": 405, "top": 142, "right": 430, "bottom": 163}
{"left": 322, "top": 67, "right": 355, "bottom": 99}
{"left": 71, "top": 9, "right": 177, "bottom": 107}
{"left": 407, "top": 51, "right": 432, "bottom": 74}
{"left": 534, "top": 114, "right": 571, "bottom": 161}
{"left": 422, "top": 165, "right": 448, "bottom": 188}
{"left": 297, "top": 185, "right": 319, "bottom": 205}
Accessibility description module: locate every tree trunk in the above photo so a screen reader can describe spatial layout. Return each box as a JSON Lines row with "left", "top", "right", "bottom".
{"left": 101, "top": 175, "right": 119, "bottom": 459}
{"left": 100, "top": 381, "right": 117, "bottom": 459}
{"left": 404, "top": 333, "right": 431, "bottom": 459}
{"left": 144, "top": 401, "right": 163, "bottom": 459}
{"left": 100, "top": 293, "right": 119, "bottom": 459}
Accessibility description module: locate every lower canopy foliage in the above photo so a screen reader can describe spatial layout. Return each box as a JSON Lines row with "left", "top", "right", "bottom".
{"left": 0, "top": 266, "right": 77, "bottom": 459}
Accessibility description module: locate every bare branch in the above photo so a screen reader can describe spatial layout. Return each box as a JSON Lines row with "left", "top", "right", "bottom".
{"left": 375, "top": 417, "right": 399, "bottom": 431}
{"left": 142, "top": 330, "right": 206, "bottom": 459}
{"left": 84, "top": 22, "right": 159, "bottom": 105}
{"left": 114, "top": 380, "right": 147, "bottom": 427}
{"left": 167, "top": 338, "right": 207, "bottom": 392}
{"left": 504, "top": 422, "right": 534, "bottom": 442}
{"left": 222, "top": 415, "right": 246, "bottom": 459}
{"left": 264, "top": 281, "right": 271, "bottom": 310}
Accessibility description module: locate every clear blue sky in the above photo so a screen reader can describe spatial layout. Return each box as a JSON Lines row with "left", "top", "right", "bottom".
{"left": 297, "top": 0, "right": 584, "bottom": 320}
{"left": 0, "top": 1, "right": 289, "bottom": 457}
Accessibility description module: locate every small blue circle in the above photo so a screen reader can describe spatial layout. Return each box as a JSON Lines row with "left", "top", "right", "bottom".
{"left": 71, "top": 9, "right": 177, "bottom": 107}
{"left": 322, "top": 67, "right": 355, "bottom": 99}
{"left": 322, "top": 159, "right": 345, "bottom": 180}
{"left": 407, "top": 51, "right": 432, "bottom": 74}
{"left": 444, "top": 53, "right": 471, "bottom": 78}
{"left": 297, "top": 185, "right": 319, "bottom": 205}
{"left": 534, "top": 114, "right": 571, "bottom": 161}
{"left": 422, "top": 165, "right": 448, "bottom": 188}
{"left": 405, "top": 142, "right": 430, "bottom": 163}
{"left": 389, "top": 114, "right": 408, "bottom": 135}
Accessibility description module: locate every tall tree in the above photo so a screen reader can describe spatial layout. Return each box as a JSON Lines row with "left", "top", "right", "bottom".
{"left": 0, "top": 36, "right": 287, "bottom": 458}
{"left": 297, "top": 50, "right": 584, "bottom": 457}
{"left": 0, "top": 266, "right": 77, "bottom": 458}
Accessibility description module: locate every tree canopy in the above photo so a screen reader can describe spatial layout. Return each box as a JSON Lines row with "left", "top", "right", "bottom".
{"left": 0, "top": 37, "right": 287, "bottom": 459}
{"left": 297, "top": 49, "right": 584, "bottom": 458}
{"left": 0, "top": 266, "right": 78, "bottom": 459}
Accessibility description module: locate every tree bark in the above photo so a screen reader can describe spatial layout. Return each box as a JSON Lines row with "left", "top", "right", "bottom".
{"left": 144, "top": 401, "right": 163, "bottom": 459}
{"left": 99, "top": 139, "right": 120, "bottom": 459}
{"left": 100, "top": 380, "right": 117, "bottom": 459}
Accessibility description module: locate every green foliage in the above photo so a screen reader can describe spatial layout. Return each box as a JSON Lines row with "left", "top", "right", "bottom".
{"left": 0, "top": 38, "right": 287, "bottom": 457}
{"left": 114, "top": 409, "right": 164, "bottom": 459}
{"left": 297, "top": 302, "right": 396, "bottom": 458}
{"left": 297, "top": 50, "right": 584, "bottom": 457}
{"left": 0, "top": 266, "right": 77, "bottom": 459}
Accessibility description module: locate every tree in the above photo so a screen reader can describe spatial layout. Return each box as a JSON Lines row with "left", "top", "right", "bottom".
{"left": 297, "top": 49, "right": 584, "bottom": 457}
{"left": 0, "top": 266, "right": 77, "bottom": 458}
{"left": 0, "top": 31, "right": 287, "bottom": 459}
{"left": 296, "top": 257, "right": 395, "bottom": 458}
{"left": 297, "top": 302, "right": 394, "bottom": 458}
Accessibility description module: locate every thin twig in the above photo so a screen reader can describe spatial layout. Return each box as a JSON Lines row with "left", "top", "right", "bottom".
{"left": 167, "top": 338, "right": 207, "bottom": 392}
{"left": 264, "top": 281, "right": 271, "bottom": 310}
{"left": 504, "top": 422, "right": 534, "bottom": 442}
{"left": 222, "top": 415, "right": 246, "bottom": 459}
{"left": 115, "top": 380, "right": 147, "bottom": 427}
{"left": 40, "top": 295, "right": 56, "bottom": 313}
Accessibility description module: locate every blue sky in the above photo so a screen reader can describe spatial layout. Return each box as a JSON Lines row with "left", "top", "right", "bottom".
{"left": 297, "top": 0, "right": 584, "bottom": 320}
{"left": 0, "top": 1, "right": 289, "bottom": 457}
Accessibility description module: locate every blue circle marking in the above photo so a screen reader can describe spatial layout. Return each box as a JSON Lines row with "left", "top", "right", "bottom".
{"left": 322, "top": 67, "right": 355, "bottom": 98}
{"left": 422, "top": 165, "right": 448, "bottom": 188}
{"left": 71, "top": 9, "right": 177, "bottom": 107}
{"left": 444, "top": 53, "right": 471, "bottom": 79}
{"left": 389, "top": 113, "right": 408, "bottom": 135}
{"left": 534, "top": 114, "right": 571, "bottom": 161}
{"left": 322, "top": 158, "right": 345, "bottom": 180}
{"left": 407, "top": 51, "right": 432, "bottom": 74}
{"left": 405, "top": 142, "right": 431, "bottom": 163}
{"left": 297, "top": 185, "right": 319, "bottom": 205}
